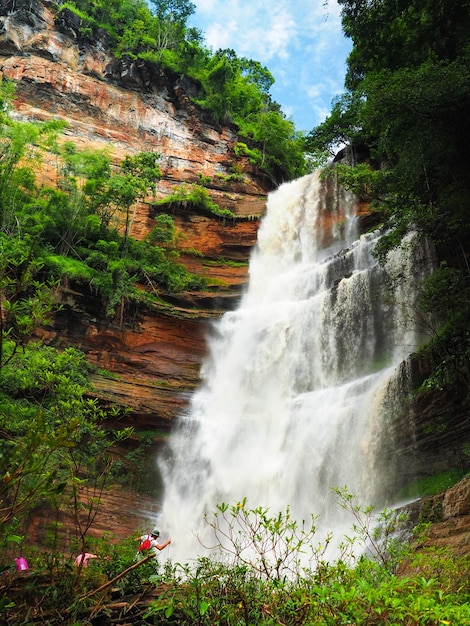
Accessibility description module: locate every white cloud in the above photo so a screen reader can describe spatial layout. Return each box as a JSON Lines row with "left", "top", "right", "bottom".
{"left": 203, "top": 20, "right": 238, "bottom": 50}
{"left": 312, "top": 103, "right": 332, "bottom": 124}
{"left": 305, "top": 83, "right": 323, "bottom": 100}
{"left": 282, "top": 104, "right": 295, "bottom": 121}
{"left": 192, "top": 0, "right": 218, "bottom": 12}
{"left": 194, "top": 3, "right": 297, "bottom": 62}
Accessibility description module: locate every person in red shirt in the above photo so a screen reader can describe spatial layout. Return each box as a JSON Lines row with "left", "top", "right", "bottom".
{"left": 137, "top": 528, "right": 171, "bottom": 556}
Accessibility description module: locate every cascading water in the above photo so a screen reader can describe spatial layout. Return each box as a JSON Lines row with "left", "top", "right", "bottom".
{"left": 156, "top": 170, "right": 433, "bottom": 564}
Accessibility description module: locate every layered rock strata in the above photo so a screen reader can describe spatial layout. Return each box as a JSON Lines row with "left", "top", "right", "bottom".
{"left": 0, "top": 0, "right": 267, "bottom": 428}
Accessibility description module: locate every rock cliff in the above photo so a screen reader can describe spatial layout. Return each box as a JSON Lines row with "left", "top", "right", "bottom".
{"left": 0, "top": 0, "right": 271, "bottom": 539}
{"left": 0, "top": 0, "right": 267, "bottom": 412}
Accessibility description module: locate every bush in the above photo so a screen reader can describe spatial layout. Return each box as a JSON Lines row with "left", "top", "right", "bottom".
{"left": 155, "top": 183, "right": 236, "bottom": 220}
{"left": 142, "top": 499, "right": 470, "bottom": 625}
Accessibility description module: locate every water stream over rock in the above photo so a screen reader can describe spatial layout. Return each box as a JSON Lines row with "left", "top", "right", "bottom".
{"left": 156, "top": 171, "right": 433, "bottom": 564}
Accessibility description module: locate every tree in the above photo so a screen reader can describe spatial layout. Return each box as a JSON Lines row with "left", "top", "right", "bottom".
{"left": 316, "top": 0, "right": 470, "bottom": 252}
{"left": 0, "top": 246, "right": 132, "bottom": 546}
{"left": 337, "top": 0, "right": 470, "bottom": 89}
{"left": 0, "top": 340, "right": 131, "bottom": 546}
{"left": 0, "top": 80, "right": 67, "bottom": 234}
{"left": 239, "top": 58, "right": 275, "bottom": 100}
{"left": 146, "top": 213, "right": 176, "bottom": 246}
{"left": 60, "top": 147, "right": 161, "bottom": 244}
{"left": 145, "top": 0, "right": 195, "bottom": 57}
{"left": 149, "top": 0, "right": 195, "bottom": 24}
{"left": 240, "top": 110, "right": 307, "bottom": 183}
{"left": 0, "top": 235, "right": 58, "bottom": 374}
{"left": 304, "top": 90, "right": 367, "bottom": 159}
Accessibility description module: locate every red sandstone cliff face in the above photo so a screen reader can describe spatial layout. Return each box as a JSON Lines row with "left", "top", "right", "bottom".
{"left": 0, "top": 0, "right": 270, "bottom": 542}
{"left": 398, "top": 477, "right": 470, "bottom": 568}
{"left": 0, "top": 0, "right": 266, "bottom": 423}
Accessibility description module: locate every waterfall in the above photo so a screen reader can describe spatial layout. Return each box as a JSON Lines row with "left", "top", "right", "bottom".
{"left": 156, "top": 170, "right": 433, "bottom": 564}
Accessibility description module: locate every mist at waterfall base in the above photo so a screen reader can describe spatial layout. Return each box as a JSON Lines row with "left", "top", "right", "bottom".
{"left": 156, "top": 171, "right": 432, "bottom": 566}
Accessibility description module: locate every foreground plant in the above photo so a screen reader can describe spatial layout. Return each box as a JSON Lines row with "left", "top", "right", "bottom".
{"left": 333, "top": 485, "right": 411, "bottom": 571}
{"left": 1, "top": 495, "right": 469, "bottom": 624}
{"left": 142, "top": 498, "right": 470, "bottom": 625}
{"left": 200, "top": 498, "right": 327, "bottom": 581}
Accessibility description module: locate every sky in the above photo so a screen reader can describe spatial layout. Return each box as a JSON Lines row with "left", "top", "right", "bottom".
{"left": 188, "top": 0, "right": 352, "bottom": 132}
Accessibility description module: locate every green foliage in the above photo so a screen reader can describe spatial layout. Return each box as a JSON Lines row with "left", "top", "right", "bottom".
{"left": 44, "top": 253, "right": 95, "bottom": 283}
{"left": 0, "top": 339, "right": 122, "bottom": 533}
{"left": 233, "top": 141, "right": 262, "bottom": 165}
{"left": 305, "top": 90, "right": 367, "bottom": 159}
{"left": 325, "top": 161, "right": 385, "bottom": 199}
{"left": 333, "top": 486, "right": 411, "bottom": 571}
{"left": 0, "top": 147, "right": 178, "bottom": 569}
{"left": 0, "top": 235, "right": 62, "bottom": 377}
{"left": 338, "top": 0, "right": 470, "bottom": 90}
{"left": 142, "top": 499, "right": 470, "bottom": 626}
{"left": 309, "top": 0, "right": 470, "bottom": 396}
{"left": 87, "top": 532, "right": 162, "bottom": 596}
{"left": 315, "top": 0, "right": 470, "bottom": 249}
{"left": 194, "top": 49, "right": 262, "bottom": 123}
{"left": 0, "top": 87, "right": 205, "bottom": 317}
{"left": 0, "top": 343, "right": 90, "bottom": 399}
{"left": 2, "top": 495, "right": 469, "bottom": 623}
{"left": 61, "top": 146, "right": 160, "bottom": 243}
{"left": 156, "top": 183, "right": 236, "bottom": 220}
{"left": 0, "top": 254, "right": 135, "bottom": 579}
{"left": 237, "top": 111, "right": 307, "bottom": 183}
{"left": 146, "top": 213, "right": 176, "bottom": 245}
{"left": 398, "top": 469, "right": 468, "bottom": 501}
{"left": 202, "top": 498, "right": 321, "bottom": 581}
{"left": 197, "top": 172, "right": 212, "bottom": 186}
{"left": 0, "top": 79, "right": 67, "bottom": 233}
{"left": 215, "top": 171, "right": 245, "bottom": 184}
{"left": 416, "top": 263, "right": 470, "bottom": 392}
{"left": 121, "top": 150, "right": 161, "bottom": 182}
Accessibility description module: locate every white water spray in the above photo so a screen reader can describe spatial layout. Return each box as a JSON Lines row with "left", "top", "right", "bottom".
{"left": 156, "top": 171, "right": 432, "bottom": 564}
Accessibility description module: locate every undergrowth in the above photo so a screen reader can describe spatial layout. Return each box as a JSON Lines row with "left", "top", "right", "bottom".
{"left": 1, "top": 491, "right": 469, "bottom": 625}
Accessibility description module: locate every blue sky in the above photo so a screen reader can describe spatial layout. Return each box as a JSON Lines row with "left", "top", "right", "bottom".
{"left": 188, "top": 0, "right": 352, "bottom": 132}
